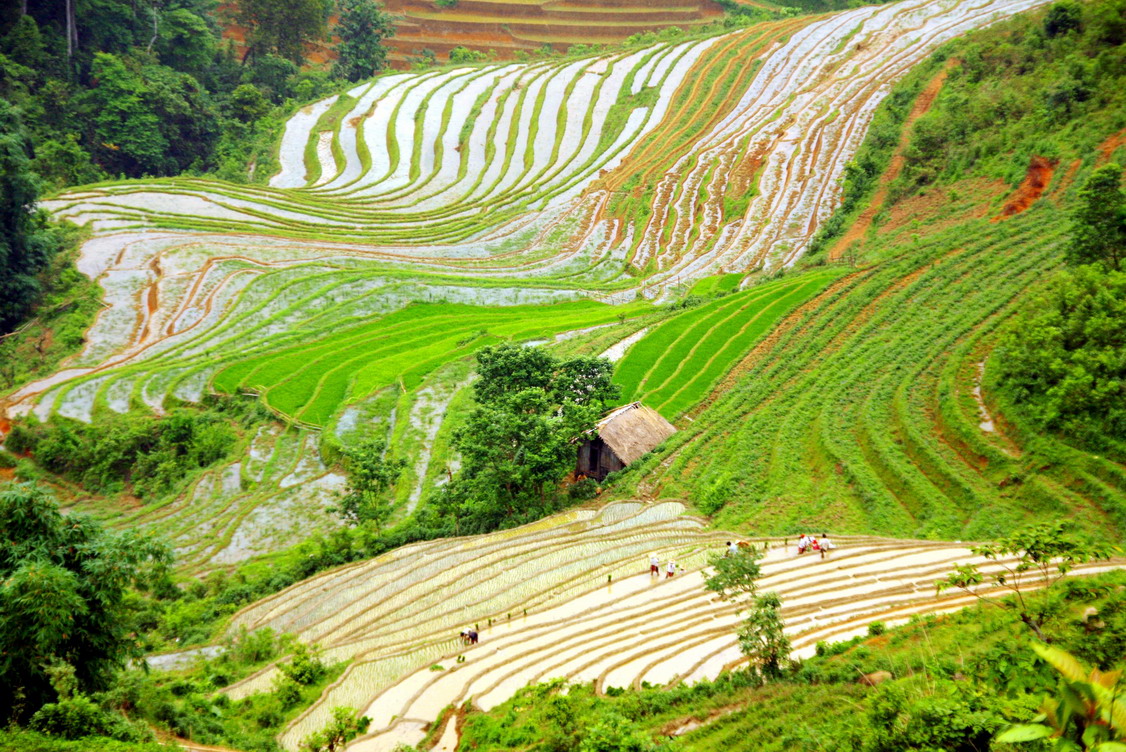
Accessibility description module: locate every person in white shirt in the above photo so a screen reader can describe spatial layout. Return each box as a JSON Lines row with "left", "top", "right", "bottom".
{"left": 666, "top": 560, "right": 676, "bottom": 579}
{"left": 649, "top": 553, "right": 660, "bottom": 576}
{"left": 820, "top": 533, "right": 834, "bottom": 559}
{"left": 726, "top": 541, "right": 737, "bottom": 557}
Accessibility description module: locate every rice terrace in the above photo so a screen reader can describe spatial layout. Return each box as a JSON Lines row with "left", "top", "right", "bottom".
{"left": 2, "top": 0, "right": 1126, "bottom": 749}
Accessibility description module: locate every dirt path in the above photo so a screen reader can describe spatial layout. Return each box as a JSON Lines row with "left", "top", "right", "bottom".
{"left": 828, "top": 59, "right": 958, "bottom": 261}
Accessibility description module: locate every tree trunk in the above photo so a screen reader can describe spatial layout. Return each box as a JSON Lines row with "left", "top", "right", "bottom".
{"left": 65, "top": 0, "right": 73, "bottom": 58}
{"left": 148, "top": 3, "right": 159, "bottom": 52}
{"left": 65, "top": 0, "right": 78, "bottom": 60}
{"left": 1020, "top": 612, "right": 1048, "bottom": 642}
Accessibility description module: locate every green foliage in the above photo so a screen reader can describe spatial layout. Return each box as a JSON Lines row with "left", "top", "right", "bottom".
{"left": 705, "top": 548, "right": 791, "bottom": 677}
{"left": 29, "top": 694, "right": 149, "bottom": 743}
{"left": 100, "top": 629, "right": 345, "bottom": 751}
{"left": 437, "top": 344, "right": 617, "bottom": 534}
{"left": 229, "top": 83, "right": 272, "bottom": 123}
{"left": 738, "top": 592, "right": 791, "bottom": 680}
{"left": 332, "top": 436, "right": 406, "bottom": 530}
{"left": 995, "top": 265, "right": 1126, "bottom": 446}
{"left": 82, "top": 52, "right": 220, "bottom": 177}
{"left": 0, "top": 729, "right": 170, "bottom": 752}
{"left": 332, "top": 0, "right": 395, "bottom": 82}
{"left": 10, "top": 405, "right": 245, "bottom": 499}
{"left": 0, "top": 100, "right": 64, "bottom": 333}
{"left": 449, "top": 45, "right": 488, "bottom": 64}
{"left": 0, "top": 483, "right": 171, "bottom": 719}
{"left": 234, "top": 0, "right": 333, "bottom": 64}
{"left": 1069, "top": 163, "right": 1126, "bottom": 270}
{"left": 299, "top": 706, "right": 371, "bottom": 752}
{"left": 997, "top": 644, "right": 1126, "bottom": 750}
{"left": 866, "top": 682, "right": 1001, "bottom": 752}
{"left": 1044, "top": 1, "right": 1082, "bottom": 38}
{"left": 937, "top": 522, "right": 1114, "bottom": 640}
{"left": 31, "top": 134, "right": 106, "bottom": 191}
{"left": 278, "top": 643, "right": 328, "bottom": 686}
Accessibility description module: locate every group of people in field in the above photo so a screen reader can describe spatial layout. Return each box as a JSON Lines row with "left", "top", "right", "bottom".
{"left": 649, "top": 552, "right": 681, "bottom": 578}
{"left": 796, "top": 533, "right": 833, "bottom": 559}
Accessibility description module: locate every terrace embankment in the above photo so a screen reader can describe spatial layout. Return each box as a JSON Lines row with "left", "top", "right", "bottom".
{"left": 218, "top": 0, "right": 723, "bottom": 68}
{"left": 208, "top": 497, "right": 1122, "bottom": 752}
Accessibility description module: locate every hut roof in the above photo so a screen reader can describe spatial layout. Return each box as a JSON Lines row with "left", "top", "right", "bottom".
{"left": 594, "top": 402, "right": 677, "bottom": 465}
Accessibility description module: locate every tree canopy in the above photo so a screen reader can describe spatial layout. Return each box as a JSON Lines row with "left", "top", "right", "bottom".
{"left": 0, "top": 100, "right": 61, "bottom": 333}
{"left": 233, "top": 0, "right": 332, "bottom": 64}
{"left": 1069, "top": 163, "right": 1126, "bottom": 270}
{"left": 332, "top": 436, "right": 405, "bottom": 530}
{"left": 995, "top": 264, "right": 1126, "bottom": 445}
{"left": 0, "top": 483, "right": 171, "bottom": 718}
{"left": 436, "top": 344, "right": 618, "bottom": 534}
{"left": 704, "top": 547, "right": 791, "bottom": 678}
{"left": 333, "top": 0, "right": 395, "bottom": 82}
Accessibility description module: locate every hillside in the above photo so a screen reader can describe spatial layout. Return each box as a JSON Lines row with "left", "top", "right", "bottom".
{"left": 222, "top": 0, "right": 728, "bottom": 69}
{"left": 2, "top": 0, "right": 1126, "bottom": 749}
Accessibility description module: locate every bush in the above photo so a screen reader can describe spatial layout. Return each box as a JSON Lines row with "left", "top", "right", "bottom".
{"left": 994, "top": 265, "right": 1126, "bottom": 445}
{"left": 567, "top": 478, "right": 599, "bottom": 501}
{"left": 29, "top": 696, "right": 149, "bottom": 742}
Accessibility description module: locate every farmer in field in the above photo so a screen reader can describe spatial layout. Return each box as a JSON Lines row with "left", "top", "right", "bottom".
{"left": 820, "top": 533, "right": 834, "bottom": 559}
{"left": 725, "top": 541, "right": 737, "bottom": 557}
{"left": 797, "top": 534, "right": 809, "bottom": 555}
{"left": 649, "top": 552, "right": 660, "bottom": 576}
{"left": 666, "top": 559, "right": 676, "bottom": 579}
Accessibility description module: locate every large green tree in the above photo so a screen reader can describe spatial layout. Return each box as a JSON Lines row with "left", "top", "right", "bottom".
{"left": 81, "top": 52, "right": 219, "bottom": 177}
{"left": 0, "top": 483, "right": 171, "bottom": 718}
{"left": 995, "top": 265, "right": 1126, "bottom": 444}
{"left": 332, "top": 0, "right": 395, "bottom": 82}
{"left": 1069, "top": 163, "right": 1126, "bottom": 271}
{"left": 0, "top": 99, "right": 61, "bottom": 333}
{"left": 234, "top": 0, "right": 332, "bottom": 64}
{"left": 332, "top": 436, "right": 405, "bottom": 531}
{"left": 438, "top": 344, "right": 617, "bottom": 534}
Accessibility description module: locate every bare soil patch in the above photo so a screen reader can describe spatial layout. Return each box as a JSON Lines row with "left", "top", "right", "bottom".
{"left": 992, "top": 155, "right": 1057, "bottom": 221}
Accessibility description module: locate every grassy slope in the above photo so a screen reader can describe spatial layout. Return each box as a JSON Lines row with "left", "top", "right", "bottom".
{"left": 614, "top": 269, "right": 844, "bottom": 420}
{"left": 614, "top": 0, "right": 1126, "bottom": 542}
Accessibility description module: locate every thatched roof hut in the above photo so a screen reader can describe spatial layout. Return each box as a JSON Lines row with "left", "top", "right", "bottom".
{"left": 576, "top": 402, "right": 677, "bottom": 481}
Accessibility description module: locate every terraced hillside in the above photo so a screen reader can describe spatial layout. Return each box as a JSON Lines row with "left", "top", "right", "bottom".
{"left": 630, "top": 198, "right": 1126, "bottom": 540}
{"left": 220, "top": 0, "right": 725, "bottom": 69}
{"left": 378, "top": 0, "right": 725, "bottom": 67}
{"left": 213, "top": 499, "right": 1121, "bottom": 751}
{"left": 5, "top": 0, "right": 1054, "bottom": 436}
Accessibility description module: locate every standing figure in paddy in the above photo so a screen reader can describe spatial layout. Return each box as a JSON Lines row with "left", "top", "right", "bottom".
{"left": 666, "top": 560, "right": 676, "bottom": 579}
{"left": 649, "top": 552, "right": 660, "bottom": 576}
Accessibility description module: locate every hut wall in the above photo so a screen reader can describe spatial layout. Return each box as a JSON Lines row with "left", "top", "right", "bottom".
{"left": 577, "top": 437, "right": 624, "bottom": 481}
